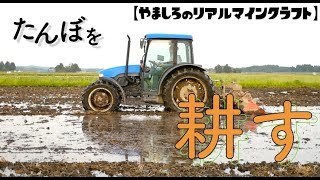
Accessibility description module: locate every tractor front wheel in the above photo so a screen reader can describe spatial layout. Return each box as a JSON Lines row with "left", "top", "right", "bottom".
{"left": 162, "top": 67, "right": 214, "bottom": 112}
{"left": 82, "top": 80, "right": 121, "bottom": 112}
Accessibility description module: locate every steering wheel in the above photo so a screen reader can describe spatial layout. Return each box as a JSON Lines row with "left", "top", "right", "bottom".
{"left": 149, "top": 60, "right": 161, "bottom": 69}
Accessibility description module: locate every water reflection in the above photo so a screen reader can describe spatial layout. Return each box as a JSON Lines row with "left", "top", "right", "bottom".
{"left": 81, "top": 113, "right": 192, "bottom": 164}
{"left": 81, "top": 108, "right": 320, "bottom": 164}
{"left": 81, "top": 113, "right": 258, "bottom": 164}
{"left": 0, "top": 106, "right": 317, "bottom": 164}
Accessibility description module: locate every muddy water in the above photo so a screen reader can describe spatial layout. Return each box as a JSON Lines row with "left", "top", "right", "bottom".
{"left": 0, "top": 106, "right": 319, "bottom": 165}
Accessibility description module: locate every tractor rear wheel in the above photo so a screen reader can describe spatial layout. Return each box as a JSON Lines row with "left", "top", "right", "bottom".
{"left": 82, "top": 80, "right": 121, "bottom": 112}
{"left": 162, "top": 67, "right": 214, "bottom": 112}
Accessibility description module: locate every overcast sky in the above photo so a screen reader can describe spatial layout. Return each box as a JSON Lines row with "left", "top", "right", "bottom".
{"left": 0, "top": 3, "right": 319, "bottom": 69}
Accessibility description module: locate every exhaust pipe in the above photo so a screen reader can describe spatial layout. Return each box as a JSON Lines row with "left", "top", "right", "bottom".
{"left": 125, "top": 35, "right": 130, "bottom": 79}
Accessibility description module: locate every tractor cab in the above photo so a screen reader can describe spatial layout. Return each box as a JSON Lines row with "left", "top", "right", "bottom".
{"left": 140, "top": 34, "right": 194, "bottom": 92}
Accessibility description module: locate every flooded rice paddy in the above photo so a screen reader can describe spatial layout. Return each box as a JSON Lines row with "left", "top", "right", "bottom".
{"left": 0, "top": 87, "right": 319, "bottom": 176}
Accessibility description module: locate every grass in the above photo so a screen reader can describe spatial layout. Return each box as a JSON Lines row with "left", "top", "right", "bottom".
{"left": 0, "top": 72, "right": 319, "bottom": 88}
{"left": 209, "top": 72, "right": 320, "bottom": 89}
{"left": 0, "top": 72, "right": 98, "bottom": 87}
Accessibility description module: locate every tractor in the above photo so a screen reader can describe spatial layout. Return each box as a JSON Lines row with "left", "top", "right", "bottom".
{"left": 81, "top": 33, "right": 215, "bottom": 112}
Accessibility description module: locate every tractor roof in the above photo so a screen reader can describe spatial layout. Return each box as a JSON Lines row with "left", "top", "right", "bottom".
{"left": 145, "top": 33, "right": 193, "bottom": 40}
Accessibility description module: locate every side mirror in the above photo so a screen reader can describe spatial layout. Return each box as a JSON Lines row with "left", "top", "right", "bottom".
{"left": 157, "top": 55, "right": 164, "bottom": 61}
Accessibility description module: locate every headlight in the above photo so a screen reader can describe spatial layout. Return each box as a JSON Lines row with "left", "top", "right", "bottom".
{"left": 99, "top": 73, "right": 103, "bottom": 77}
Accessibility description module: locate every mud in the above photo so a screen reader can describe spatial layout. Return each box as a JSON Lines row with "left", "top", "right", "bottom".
{"left": 243, "top": 87, "right": 320, "bottom": 107}
{"left": 0, "top": 87, "right": 320, "bottom": 176}
{"left": 0, "top": 87, "right": 319, "bottom": 115}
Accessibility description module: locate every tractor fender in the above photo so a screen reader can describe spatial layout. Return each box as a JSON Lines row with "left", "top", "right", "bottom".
{"left": 100, "top": 77, "right": 127, "bottom": 104}
{"left": 158, "top": 64, "right": 206, "bottom": 95}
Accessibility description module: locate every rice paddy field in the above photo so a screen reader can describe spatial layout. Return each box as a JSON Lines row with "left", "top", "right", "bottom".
{"left": 209, "top": 72, "right": 320, "bottom": 89}
{"left": 0, "top": 72, "right": 319, "bottom": 88}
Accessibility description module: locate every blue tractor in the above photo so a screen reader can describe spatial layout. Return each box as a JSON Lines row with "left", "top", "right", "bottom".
{"left": 82, "top": 33, "right": 215, "bottom": 112}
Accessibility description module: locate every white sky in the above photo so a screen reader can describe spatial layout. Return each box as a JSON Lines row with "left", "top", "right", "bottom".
{"left": 0, "top": 3, "right": 319, "bottom": 69}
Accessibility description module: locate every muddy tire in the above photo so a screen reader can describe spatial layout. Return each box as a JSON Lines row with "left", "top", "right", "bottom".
{"left": 82, "top": 80, "right": 121, "bottom": 112}
{"left": 162, "top": 67, "right": 214, "bottom": 112}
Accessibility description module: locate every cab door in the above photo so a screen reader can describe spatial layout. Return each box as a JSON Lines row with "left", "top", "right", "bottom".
{"left": 142, "top": 39, "right": 175, "bottom": 92}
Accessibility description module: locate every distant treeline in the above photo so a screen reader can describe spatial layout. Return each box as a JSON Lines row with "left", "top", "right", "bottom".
{"left": 206, "top": 64, "right": 320, "bottom": 73}
{"left": 54, "top": 63, "right": 81, "bottom": 72}
{"left": 0, "top": 61, "right": 16, "bottom": 71}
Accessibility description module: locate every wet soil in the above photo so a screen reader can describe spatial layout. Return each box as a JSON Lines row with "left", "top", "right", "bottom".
{"left": 0, "top": 86, "right": 320, "bottom": 177}
{"left": 243, "top": 87, "right": 320, "bottom": 107}
{"left": 1, "top": 160, "right": 320, "bottom": 177}
{"left": 0, "top": 87, "right": 319, "bottom": 115}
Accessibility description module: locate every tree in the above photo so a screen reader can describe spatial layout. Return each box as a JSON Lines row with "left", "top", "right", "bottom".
{"left": 55, "top": 63, "right": 65, "bottom": 72}
{"left": 0, "top": 61, "right": 16, "bottom": 71}
{"left": 223, "top": 64, "right": 232, "bottom": 73}
{"left": 9, "top": 62, "right": 16, "bottom": 71}
{"left": 69, "top": 63, "right": 81, "bottom": 72}
{"left": 295, "top": 64, "right": 313, "bottom": 72}
{"left": 233, "top": 68, "right": 242, "bottom": 73}
{"left": 64, "top": 63, "right": 81, "bottom": 72}
{"left": 0, "top": 61, "right": 4, "bottom": 71}
{"left": 54, "top": 63, "right": 81, "bottom": 72}
{"left": 214, "top": 64, "right": 223, "bottom": 73}
{"left": 4, "top": 61, "right": 10, "bottom": 71}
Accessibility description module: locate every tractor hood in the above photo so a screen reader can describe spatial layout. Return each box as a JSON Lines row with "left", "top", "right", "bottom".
{"left": 99, "top": 65, "right": 140, "bottom": 78}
